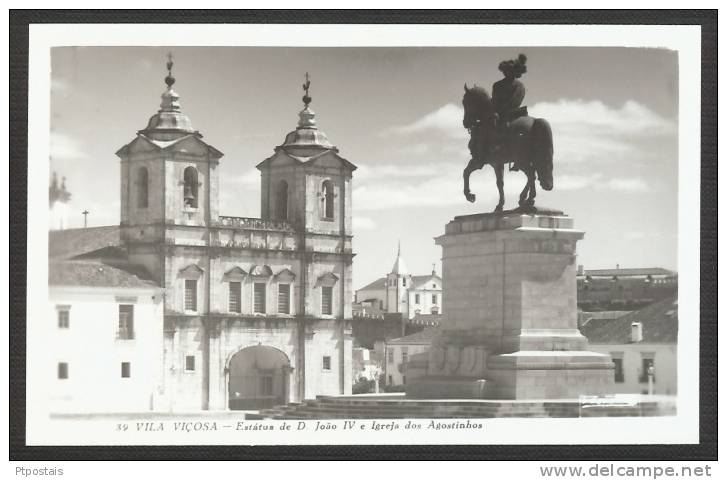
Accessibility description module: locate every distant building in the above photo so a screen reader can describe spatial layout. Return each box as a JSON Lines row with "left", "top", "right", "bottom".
{"left": 577, "top": 265, "right": 677, "bottom": 311}
{"left": 49, "top": 172, "right": 71, "bottom": 230}
{"left": 351, "top": 301, "right": 440, "bottom": 350}
{"left": 580, "top": 296, "right": 678, "bottom": 395}
{"left": 383, "top": 327, "right": 439, "bottom": 387}
{"left": 355, "top": 244, "right": 443, "bottom": 319}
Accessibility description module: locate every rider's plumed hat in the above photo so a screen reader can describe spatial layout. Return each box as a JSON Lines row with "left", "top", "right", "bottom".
{"left": 498, "top": 53, "right": 528, "bottom": 78}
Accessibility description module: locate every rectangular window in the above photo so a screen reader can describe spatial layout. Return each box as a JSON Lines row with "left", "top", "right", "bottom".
{"left": 57, "top": 309, "right": 70, "bottom": 329}
{"left": 323, "top": 356, "right": 331, "bottom": 371}
{"left": 184, "top": 279, "right": 198, "bottom": 312}
{"left": 185, "top": 355, "right": 196, "bottom": 372}
{"left": 228, "top": 281, "right": 241, "bottom": 313}
{"left": 121, "top": 362, "right": 131, "bottom": 378}
{"left": 402, "top": 277, "right": 407, "bottom": 287}
{"left": 57, "top": 362, "right": 68, "bottom": 380}
{"left": 278, "top": 283, "right": 291, "bottom": 314}
{"left": 387, "top": 349, "right": 394, "bottom": 363}
{"left": 321, "top": 286, "right": 333, "bottom": 315}
{"left": 117, "top": 304, "right": 134, "bottom": 340}
{"left": 613, "top": 358, "right": 624, "bottom": 383}
{"left": 640, "top": 357, "right": 656, "bottom": 383}
{"left": 432, "top": 294, "right": 438, "bottom": 304}
{"left": 402, "top": 348, "right": 409, "bottom": 364}
{"left": 388, "top": 375, "right": 393, "bottom": 385}
{"left": 260, "top": 376, "right": 273, "bottom": 396}
{"left": 414, "top": 294, "right": 420, "bottom": 304}
{"left": 403, "top": 375, "right": 407, "bottom": 385}
{"left": 254, "top": 283, "right": 266, "bottom": 313}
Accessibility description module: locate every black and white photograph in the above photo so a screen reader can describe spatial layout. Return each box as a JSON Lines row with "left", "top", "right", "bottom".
{"left": 9, "top": 11, "right": 717, "bottom": 468}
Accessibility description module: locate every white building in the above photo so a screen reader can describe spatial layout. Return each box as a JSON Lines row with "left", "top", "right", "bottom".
{"left": 383, "top": 328, "right": 438, "bottom": 387}
{"left": 355, "top": 245, "right": 442, "bottom": 319}
{"left": 580, "top": 296, "right": 678, "bottom": 395}
{"left": 48, "top": 250, "right": 164, "bottom": 413}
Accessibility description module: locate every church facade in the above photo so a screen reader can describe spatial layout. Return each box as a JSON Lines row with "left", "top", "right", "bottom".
{"left": 49, "top": 60, "right": 355, "bottom": 412}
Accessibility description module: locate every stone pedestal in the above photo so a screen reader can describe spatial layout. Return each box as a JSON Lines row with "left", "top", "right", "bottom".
{"left": 407, "top": 209, "right": 614, "bottom": 400}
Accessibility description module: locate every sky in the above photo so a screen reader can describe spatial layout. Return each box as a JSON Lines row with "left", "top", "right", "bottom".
{"left": 50, "top": 46, "right": 679, "bottom": 290}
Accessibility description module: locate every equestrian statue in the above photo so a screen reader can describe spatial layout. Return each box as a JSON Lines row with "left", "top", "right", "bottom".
{"left": 462, "top": 54, "right": 554, "bottom": 211}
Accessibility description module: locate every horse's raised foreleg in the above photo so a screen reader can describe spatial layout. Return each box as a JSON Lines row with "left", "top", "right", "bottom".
{"left": 463, "top": 158, "right": 482, "bottom": 203}
{"left": 493, "top": 163, "right": 504, "bottom": 212}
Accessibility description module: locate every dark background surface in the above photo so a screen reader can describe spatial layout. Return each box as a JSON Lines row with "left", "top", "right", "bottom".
{"left": 9, "top": 9, "right": 717, "bottom": 461}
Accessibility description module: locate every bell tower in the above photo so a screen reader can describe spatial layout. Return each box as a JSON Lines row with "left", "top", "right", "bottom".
{"left": 117, "top": 54, "right": 223, "bottom": 231}
{"left": 257, "top": 73, "right": 355, "bottom": 236}
{"left": 116, "top": 54, "right": 223, "bottom": 281}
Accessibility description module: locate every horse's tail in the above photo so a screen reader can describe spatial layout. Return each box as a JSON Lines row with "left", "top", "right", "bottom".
{"left": 532, "top": 118, "right": 554, "bottom": 191}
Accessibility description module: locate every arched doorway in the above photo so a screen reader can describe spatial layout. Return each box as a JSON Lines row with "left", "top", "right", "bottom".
{"left": 227, "top": 345, "right": 291, "bottom": 410}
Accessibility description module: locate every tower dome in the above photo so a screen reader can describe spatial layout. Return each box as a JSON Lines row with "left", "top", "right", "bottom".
{"left": 139, "top": 53, "right": 197, "bottom": 141}
{"left": 277, "top": 73, "right": 337, "bottom": 156}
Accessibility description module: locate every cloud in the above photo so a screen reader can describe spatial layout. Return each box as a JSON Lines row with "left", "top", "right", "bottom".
{"left": 604, "top": 177, "right": 649, "bottom": 192}
{"left": 50, "top": 132, "right": 88, "bottom": 161}
{"left": 353, "top": 216, "right": 376, "bottom": 230}
{"left": 383, "top": 103, "right": 468, "bottom": 140}
{"left": 530, "top": 99, "right": 675, "bottom": 137}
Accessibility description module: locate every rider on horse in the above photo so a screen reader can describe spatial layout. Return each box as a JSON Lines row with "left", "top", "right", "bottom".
{"left": 492, "top": 53, "right": 528, "bottom": 130}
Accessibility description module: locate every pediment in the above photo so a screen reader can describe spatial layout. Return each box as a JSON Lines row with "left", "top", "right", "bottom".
{"left": 304, "top": 151, "right": 357, "bottom": 172}
{"left": 173, "top": 135, "right": 223, "bottom": 158}
{"left": 249, "top": 265, "right": 273, "bottom": 277}
{"left": 274, "top": 267, "right": 296, "bottom": 282}
{"left": 316, "top": 271, "right": 339, "bottom": 287}
{"left": 179, "top": 263, "right": 204, "bottom": 279}
{"left": 224, "top": 266, "right": 247, "bottom": 281}
{"left": 116, "top": 135, "right": 161, "bottom": 157}
{"left": 256, "top": 151, "right": 302, "bottom": 171}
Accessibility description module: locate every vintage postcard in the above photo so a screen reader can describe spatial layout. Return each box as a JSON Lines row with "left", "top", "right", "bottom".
{"left": 22, "top": 21, "right": 704, "bottom": 448}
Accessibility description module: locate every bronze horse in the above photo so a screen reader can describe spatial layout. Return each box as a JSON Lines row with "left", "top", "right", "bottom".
{"left": 462, "top": 84, "right": 554, "bottom": 211}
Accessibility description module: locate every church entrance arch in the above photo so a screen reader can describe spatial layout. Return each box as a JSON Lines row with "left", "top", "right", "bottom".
{"left": 227, "top": 345, "right": 291, "bottom": 410}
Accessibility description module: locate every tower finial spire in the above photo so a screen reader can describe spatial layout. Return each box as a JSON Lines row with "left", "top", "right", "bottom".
{"left": 165, "top": 52, "right": 175, "bottom": 88}
{"left": 397, "top": 239, "right": 401, "bottom": 257}
{"left": 302, "top": 72, "right": 311, "bottom": 107}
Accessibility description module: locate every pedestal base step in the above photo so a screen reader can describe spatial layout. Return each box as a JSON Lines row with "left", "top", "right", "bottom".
{"left": 405, "top": 376, "right": 487, "bottom": 399}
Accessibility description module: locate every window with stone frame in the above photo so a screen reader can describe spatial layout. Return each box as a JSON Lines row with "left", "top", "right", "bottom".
{"left": 185, "top": 355, "right": 196, "bottom": 372}
{"left": 276, "top": 180, "right": 289, "bottom": 221}
{"left": 414, "top": 293, "right": 420, "bottom": 304}
{"left": 57, "top": 306, "right": 70, "bottom": 329}
{"left": 613, "top": 357, "right": 625, "bottom": 383}
{"left": 254, "top": 282, "right": 266, "bottom": 314}
{"left": 184, "top": 279, "right": 198, "bottom": 312}
{"left": 228, "top": 281, "right": 242, "bottom": 313}
{"left": 278, "top": 283, "right": 291, "bottom": 314}
{"left": 117, "top": 304, "right": 134, "bottom": 340}
{"left": 121, "top": 362, "right": 131, "bottom": 378}
{"left": 322, "top": 356, "right": 331, "bottom": 371}
{"left": 183, "top": 166, "right": 199, "bottom": 209}
{"left": 322, "top": 180, "right": 334, "bottom": 219}
{"left": 57, "top": 362, "right": 68, "bottom": 380}
{"left": 387, "top": 349, "right": 394, "bottom": 364}
{"left": 321, "top": 286, "right": 333, "bottom": 315}
{"left": 432, "top": 294, "right": 438, "bottom": 304}
{"left": 401, "top": 347, "right": 409, "bottom": 365}
{"left": 137, "top": 167, "right": 149, "bottom": 208}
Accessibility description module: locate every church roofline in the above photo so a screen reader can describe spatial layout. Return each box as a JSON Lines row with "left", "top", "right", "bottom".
{"left": 256, "top": 149, "right": 356, "bottom": 172}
